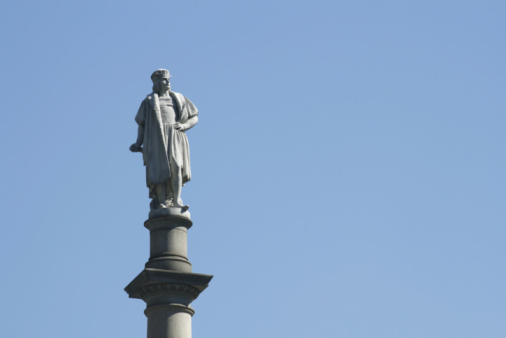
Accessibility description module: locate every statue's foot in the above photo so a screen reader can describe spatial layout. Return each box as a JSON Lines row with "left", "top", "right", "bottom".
{"left": 158, "top": 203, "right": 167, "bottom": 209}
{"left": 173, "top": 200, "right": 189, "bottom": 211}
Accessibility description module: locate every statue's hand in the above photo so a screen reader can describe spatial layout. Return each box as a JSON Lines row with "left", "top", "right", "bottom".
{"left": 173, "top": 122, "right": 185, "bottom": 131}
{"left": 130, "top": 143, "right": 142, "bottom": 152}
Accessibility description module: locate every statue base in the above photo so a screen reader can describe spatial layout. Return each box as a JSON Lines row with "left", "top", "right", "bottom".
{"left": 149, "top": 206, "right": 191, "bottom": 221}
{"left": 126, "top": 208, "right": 212, "bottom": 338}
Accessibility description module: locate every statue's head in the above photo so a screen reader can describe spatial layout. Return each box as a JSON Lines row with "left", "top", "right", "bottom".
{"left": 151, "top": 69, "right": 172, "bottom": 93}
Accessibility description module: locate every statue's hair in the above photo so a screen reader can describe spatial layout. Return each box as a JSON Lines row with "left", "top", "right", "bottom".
{"left": 151, "top": 69, "right": 171, "bottom": 94}
{"left": 152, "top": 81, "right": 160, "bottom": 93}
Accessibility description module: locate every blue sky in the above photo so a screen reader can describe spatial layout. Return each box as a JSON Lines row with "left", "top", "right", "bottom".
{"left": 1, "top": 1, "right": 505, "bottom": 337}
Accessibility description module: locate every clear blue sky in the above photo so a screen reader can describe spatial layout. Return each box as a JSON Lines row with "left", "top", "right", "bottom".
{"left": 1, "top": 1, "right": 505, "bottom": 337}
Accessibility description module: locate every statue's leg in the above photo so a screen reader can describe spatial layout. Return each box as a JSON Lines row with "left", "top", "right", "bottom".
{"left": 165, "top": 181, "right": 173, "bottom": 206}
{"left": 155, "top": 183, "right": 167, "bottom": 208}
{"left": 170, "top": 158, "right": 183, "bottom": 207}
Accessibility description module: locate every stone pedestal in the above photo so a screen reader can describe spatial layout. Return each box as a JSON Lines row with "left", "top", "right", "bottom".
{"left": 125, "top": 208, "right": 213, "bottom": 338}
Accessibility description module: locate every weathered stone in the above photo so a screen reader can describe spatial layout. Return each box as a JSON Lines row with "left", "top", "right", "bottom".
{"left": 125, "top": 269, "right": 212, "bottom": 338}
{"left": 127, "top": 69, "right": 211, "bottom": 338}
{"left": 130, "top": 69, "right": 199, "bottom": 210}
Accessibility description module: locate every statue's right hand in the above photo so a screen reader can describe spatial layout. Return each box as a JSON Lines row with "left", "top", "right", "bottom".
{"left": 130, "top": 143, "right": 142, "bottom": 152}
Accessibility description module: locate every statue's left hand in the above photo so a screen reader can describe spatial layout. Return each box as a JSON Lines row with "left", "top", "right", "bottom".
{"left": 130, "top": 143, "right": 142, "bottom": 152}
{"left": 173, "top": 122, "right": 185, "bottom": 131}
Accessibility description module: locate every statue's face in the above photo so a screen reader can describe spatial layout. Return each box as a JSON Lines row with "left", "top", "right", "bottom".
{"left": 160, "top": 77, "right": 171, "bottom": 91}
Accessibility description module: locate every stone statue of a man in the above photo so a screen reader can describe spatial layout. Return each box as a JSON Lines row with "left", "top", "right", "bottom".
{"left": 130, "top": 69, "right": 198, "bottom": 210}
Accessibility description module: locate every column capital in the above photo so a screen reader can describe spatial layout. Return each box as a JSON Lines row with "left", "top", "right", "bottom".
{"left": 125, "top": 268, "right": 213, "bottom": 303}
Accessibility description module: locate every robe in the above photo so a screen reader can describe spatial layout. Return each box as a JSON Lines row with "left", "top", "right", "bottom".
{"left": 135, "top": 91, "right": 198, "bottom": 196}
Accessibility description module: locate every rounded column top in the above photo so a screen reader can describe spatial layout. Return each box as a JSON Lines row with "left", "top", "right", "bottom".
{"left": 146, "top": 207, "right": 193, "bottom": 230}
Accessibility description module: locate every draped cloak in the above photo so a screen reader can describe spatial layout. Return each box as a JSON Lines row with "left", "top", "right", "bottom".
{"left": 135, "top": 91, "right": 198, "bottom": 197}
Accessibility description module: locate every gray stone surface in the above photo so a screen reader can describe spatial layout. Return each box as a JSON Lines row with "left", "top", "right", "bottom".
{"left": 125, "top": 269, "right": 212, "bottom": 300}
{"left": 148, "top": 205, "right": 192, "bottom": 222}
{"left": 130, "top": 69, "right": 199, "bottom": 210}
{"left": 125, "top": 203, "right": 212, "bottom": 338}
{"left": 125, "top": 269, "right": 212, "bottom": 338}
{"left": 127, "top": 69, "right": 211, "bottom": 338}
{"left": 145, "top": 213, "right": 193, "bottom": 272}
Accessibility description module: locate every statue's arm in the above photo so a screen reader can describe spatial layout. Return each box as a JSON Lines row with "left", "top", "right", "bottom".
{"left": 130, "top": 124, "right": 144, "bottom": 152}
{"left": 181, "top": 95, "right": 198, "bottom": 131}
{"left": 183, "top": 116, "right": 198, "bottom": 131}
{"left": 130, "top": 100, "right": 147, "bottom": 152}
{"left": 135, "top": 124, "right": 145, "bottom": 146}
{"left": 173, "top": 94, "right": 198, "bottom": 132}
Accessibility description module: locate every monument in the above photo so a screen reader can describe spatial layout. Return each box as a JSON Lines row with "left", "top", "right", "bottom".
{"left": 125, "top": 69, "right": 213, "bottom": 338}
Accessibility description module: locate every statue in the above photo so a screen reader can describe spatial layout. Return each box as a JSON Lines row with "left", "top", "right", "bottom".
{"left": 130, "top": 69, "right": 198, "bottom": 210}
